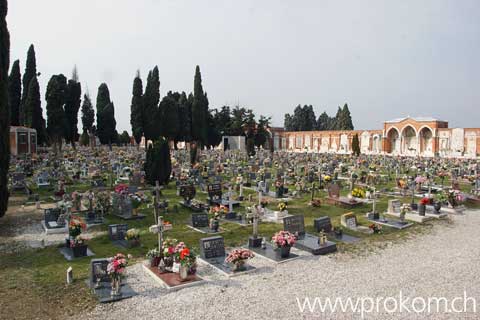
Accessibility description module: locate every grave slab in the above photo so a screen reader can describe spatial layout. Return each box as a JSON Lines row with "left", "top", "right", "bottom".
{"left": 367, "top": 217, "right": 413, "bottom": 230}
{"left": 186, "top": 224, "right": 225, "bottom": 234}
{"left": 294, "top": 234, "right": 337, "bottom": 255}
{"left": 197, "top": 256, "right": 256, "bottom": 277}
{"left": 92, "top": 284, "right": 137, "bottom": 303}
{"left": 426, "top": 205, "right": 466, "bottom": 215}
{"left": 384, "top": 211, "right": 433, "bottom": 223}
{"left": 142, "top": 264, "right": 205, "bottom": 290}
{"left": 246, "top": 242, "right": 300, "bottom": 264}
{"left": 329, "top": 233, "right": 361, "bottom": 243}
{"left": 59, "top": 247, "right": 95, "bottom": 261}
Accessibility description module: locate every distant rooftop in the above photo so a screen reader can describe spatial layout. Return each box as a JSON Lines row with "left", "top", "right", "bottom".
{"left": 385, "top": 116, "right": 447, "bottom": 124}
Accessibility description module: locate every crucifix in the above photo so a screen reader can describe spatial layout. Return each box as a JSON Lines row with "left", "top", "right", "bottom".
{"left": 149, "top": 216, "right": 172, "bottom": 269}
{"left": 248, "top": 205, "right": 262, "bottom": 247}
{"left": 372, "top": 187, "right": 377, "bottom": 213}
{"left": 153, "top": 181, "right": 160, "bottom": 224}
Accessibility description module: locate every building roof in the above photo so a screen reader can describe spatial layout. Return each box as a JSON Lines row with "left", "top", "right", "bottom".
{"left": 385, "top": 116, "right": 447, "bottom": 124}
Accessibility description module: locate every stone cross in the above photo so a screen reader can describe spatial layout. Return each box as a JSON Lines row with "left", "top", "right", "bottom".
{"left": 252, "top": 205, "right": 261, "bottom": 238}
{"left": 149, "top": 216, "right": 172, "bottom": 260}
{"left": 372, "top": 187, "right": 377, "bottom": 213}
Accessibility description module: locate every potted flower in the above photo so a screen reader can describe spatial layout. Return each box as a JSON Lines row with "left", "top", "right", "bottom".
{"left": 351, "top": 187, "right": 366, "bottom": 199}
{"left": 333, "top": 226, "right": 343, "bottom": 237}
{"left": 70, "top": 235, "right": 88, "bottom": 257}
{"left": 271, "top": 230, "right": 297, "bottom": 258}
{"left": 67, "top": 216, "right": 86, "bottom": 247}
{"left": 323, "top": 175, "right": 332, "bottom": 183}
{"left": 107, "top": 253, "right": 128, "bottom": 297}
{"left": 418, "top": 197, "right": 429, "bottom": 216}
{"left": 146, "top": 248, "right": 160, "bottom": 267}
{"left": 225, "top": 248, "right": 255, "bottom": 272}
{"left": 125, "top": 228, "right": 140, "bottom": 248}
{"left": 369, "top": 223, "right": 382, "bottom": 234}
{"left": 130, "top": 197, "right": 142, "bottom": 216}
{"left": 277, "top": 202, "right": 287, "bottom": 212}
{"left": 162, "top": 237, "right": 178, "bottom": 270}
{"left": 400, "top": 204, "right": 410, "bottom": 222}
{"left": 434, "top": 192, "right": 447, "bottom": 212}
{"left": 177, "top": 247, "right": 197, "bottom": 281}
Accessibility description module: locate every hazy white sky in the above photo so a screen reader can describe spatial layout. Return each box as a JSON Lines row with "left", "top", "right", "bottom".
{"left": 8, "top": 0, "right": 480, "bottom": 132}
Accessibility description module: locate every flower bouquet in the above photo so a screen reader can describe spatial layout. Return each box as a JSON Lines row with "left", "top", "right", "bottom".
{"left": 177, "top": 247, "right": 197, "bottom": 280}
{"left": 225, "top": 248, "right": 255, "bottom": 272}
{"left": 351, "top": 187, "right": 366, "bottom": 199}
{"left": 107, "top": 253, "right": 128, "bottom": 297}
{"left": 125, "top": 228, "right": 140, "bottom": 247}
{"left": 68, "top": 216, "right": 86, "bottom": 238}
{"left": 146, "top": 248, "right": 160, "bottom": 267}
{"left": 369, "top": 223, "right": 382, "bottom": 234}
{"left": 272, "top": 230, "right": 297, "bottom": 258}
{"left": 277, "top": 202, "right": 287, "bottom": 212}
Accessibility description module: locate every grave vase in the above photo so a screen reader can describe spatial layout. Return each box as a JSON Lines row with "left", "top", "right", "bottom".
{"left": 232, "top": 260, "right": 247, "bottom": 272}
{"left": 434, "top": 202, "right": 442, "bottom": 213}
{"left": 418, "top": 204, "right": 426, "bottom": 216}
{"left": 72, "top": 244, "right": 88, "bottom": 257}
{"left": 110, "top": 277, "right": 122, "bottom": 297}
{"left": 179, "top": 265, "right": 189, "bottom": 281}
{"left": 277, "top": 246, "right": 291, "bottom": 258}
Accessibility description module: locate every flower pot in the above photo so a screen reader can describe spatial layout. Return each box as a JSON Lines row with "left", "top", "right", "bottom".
{"left": 277, "top": 246, "right": 291, "bottom": 258}
{"left": 232, "top": 260, "right": 247, "bottom": 272}
{"left": 179, "top": 265, "right": 189, "bottom": 281}
{"left": 418, "top": 204, "right": 426, "bottom": 216}
{"left": 72, "top": 244, "right": 88, "bottom": 257}
{"left": 411, "top": 203, "right": 418, "bottom": 210}
{"left": 434, "top": 203, "right": 442, "bottom": 213}
{"left": 210, "top": 220, "right": 219, "bottom": 232}
{"left": 399, "top": 212, "right": 406, "bottom": 222}
{"left": 128, "top": 239, "right": 140, "bottom": 248}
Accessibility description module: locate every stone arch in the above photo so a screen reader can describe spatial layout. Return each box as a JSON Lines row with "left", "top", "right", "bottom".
{"left": 401, "top": 125, "right": 418, "bottom": 155}
{"left": 372, "top": 134, "right": 382, "bottom": 153}
{"left": 419, "top": 126, "right": 434, "bottom": 155}
{"left": 386, "top": 127, "right": 400, "bottom": 154}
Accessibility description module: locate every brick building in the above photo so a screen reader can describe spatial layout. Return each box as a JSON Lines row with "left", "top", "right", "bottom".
{"left": 272, "top": 117, "right": 479, "bottom": 158}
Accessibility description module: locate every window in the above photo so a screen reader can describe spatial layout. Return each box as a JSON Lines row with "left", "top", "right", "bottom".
{"left": 30, "top": 133, "right": 37, "bottom": 145}
{"left": 18, "top": 133, "right": 27, "bottom": 144}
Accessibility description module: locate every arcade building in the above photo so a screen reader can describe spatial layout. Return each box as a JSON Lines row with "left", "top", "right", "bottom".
{"left": 272, "top": 117, "right": 480, "bottom": 158}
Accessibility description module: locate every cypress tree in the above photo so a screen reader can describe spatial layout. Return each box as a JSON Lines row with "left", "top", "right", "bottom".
{"left": 177, "top": 91, "right": 192, "bottom": 143}
{"left": 95, "top": 83, "right": 110, "bottom": 120}
{"left": 143, "top": 66, "right": 160, "bottom": 143}
{"left": 158, "top": 91, "right": 179, "bottom": 142}
{"left": 144, "top": 138, "right": 171, "bottom": 186}
{"left": 352, "top": 133, "right": 360, "bottom": 156}
{"left": 20, "top": 44, "right": 36, "bottom": 125}
{"left": 130, "top": 71, "right": 144, "bottom": 145}
{"left": 8, "top": 59, "right": 20, "bottom": 126}
{"left": 64, "top": 67, "right": 82, "bottom": 149}
{"left": 316, "top": 112, "right": 330, "bottom": 131}
{"left": 191, "top": 65, "right": 208, "bottom": 147}
{"left": 24, "top": 76, "right": 46, "bottom": 144}
{"left": 341, "top": 103, "right": 354, "bottom": 130}
{"left": 81, "top": 93, "right": 94, "bottom": 133}
{"left": 46, "top": 74, "right": 67, "bottom": 153}
{"left": 97, "top": 100, "right": 117, "bottom": 150}
{"left": 0, "top": 0, "right": 10, "bottom": 218}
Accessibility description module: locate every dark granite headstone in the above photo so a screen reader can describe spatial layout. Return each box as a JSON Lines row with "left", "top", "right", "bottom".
{"left": 179, "top": 184, "right": 196, "bottom": 200}
{"left": 192, "top": 213, "right": 209, "bottom": 228}
{"left": 108, "top": 224, "right": 128, "bottom": 241}
{"left": 207, "top": 183, "right": 222, "bottom": 200}
{"left": 314, "top": 216, "right": 333, "bottom": 233}
{"left": 199, "top": 236, "right": 225, "bottom": 259}
{"left": 89, "top": 258, "right": 110, "bottom": 287}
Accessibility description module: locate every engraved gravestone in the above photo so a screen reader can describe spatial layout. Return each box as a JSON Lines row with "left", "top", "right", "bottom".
{"left": 207, "top": 183, "right": 222, "bottom": 201}
{"left": 89, "top": 258, "right": 110, "bottom": 287}
{"left": 388, "top": 200, "right": 401, "bottom": 214}
{"left": 192, "top": 212, "right": 209, "bottom": 228}
{"left": 199, "top": 236, "right": 226, "bottom": 259}
{"left": 108, "top": 224, "right": 128, "bottom": 241}
{"left": 283, "top": 215, "right": 305, "bottom": 236}
{"left": 179, "top": 184, "right": 196, "bottom": 200}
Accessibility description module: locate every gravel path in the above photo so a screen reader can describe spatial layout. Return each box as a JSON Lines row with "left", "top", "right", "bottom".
{"left": 73, "top": 210, "right": 480, "bottom": 320}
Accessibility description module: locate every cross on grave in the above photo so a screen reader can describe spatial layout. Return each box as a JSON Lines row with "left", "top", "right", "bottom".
{"left": 249, "top": 205, "right": 262, "bottom": 247}
{"left": 149, "top": 216, "right": 172, "bottom": 264}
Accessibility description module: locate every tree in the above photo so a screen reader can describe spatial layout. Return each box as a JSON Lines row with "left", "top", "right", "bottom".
{"left": 191, "top": 65, "right": 208, "bottom": 147}
{"left": 206, "top": 109, "right": 221, "bottom": 148}
{"left": 130, "top": 71, "right": 144, "bottom": 145}
{"left": 81, "top": 93, "right": 94, "bottom": 133}
{"left": 20, "top": 44, "right": 36, "bottom": 125}
{"left": 144, "top": 138, "right": 171, "bottom": 186}
{"left": 0, "top": 0, "right": 10, "bottom": 218}
{"left": 352, "top": 133, "right": 360, "bottom": 156}
{"left": 176, "top": 92, "right": 192, "bottom": 143}
{"left": 255, "top": 115, "right": 271, "bottom": 148}
{"left": 96, "top": 83, "right": 117, "bottom": 149}
{"left": 46, "top": 74, "right": 67, "bottom": 153}
{"left": 97, "top": 101, "right": 117, "bottom": 150}
{"left": 283, "top": 105, "right": 316, "bottom": 131}
{"left": 80, "top": 130, "right": 89, "bottom": 146}
{"left": 341, "top": 103, "right": 354, "bottom": 130}
{"left": 157, "top": 91, "right": 180, "bottom": 142}
{"left": 212, "top": 106, "right": 232, "bottom": 136}
{"left": 64, "top": 67, "right": 82, "bottom": 149}
{"left": 24, "top": 76, "right": 46, "bottom": 145}
{"left": 316, "top": 111, "right": 330, "bottom": 130}
{"left": 143, "top": 66, "right": 160, "bottom": 144}
{"left": 8, "top": 59, "right": 20, "bottom": 126}
{"left": 119, "top": 130, "right": 130, "bottom": 146}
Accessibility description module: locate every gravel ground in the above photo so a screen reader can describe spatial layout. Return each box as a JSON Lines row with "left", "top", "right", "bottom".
{"left": 73, "top": 210, "right": 480, "bottom": 320}
{"left": 0, "top": 204, "right": 105, "bottom": 252}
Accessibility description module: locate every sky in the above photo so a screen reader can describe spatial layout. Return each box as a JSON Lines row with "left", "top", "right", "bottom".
{"left": 8, "top": 0, "right": 480, "bottom": 132}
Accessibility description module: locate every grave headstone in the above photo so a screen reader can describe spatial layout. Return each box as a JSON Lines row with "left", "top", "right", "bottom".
{"left": 340, "top": 212, "right": 357, "bottom": 229}
{"left": 199, "top": 236, "right": 225, "bottom": 259}
{"left": 283, "top": 215, "right": 305, "bottom": 237}
{"left": 192, "top": 212, "right": 209, "bottom": 228}
{"left": 108, "top": 224, "right": 128, "bottom": 241}
{"left": 314, "top": 216, "right": 333, "bottom": 233}
{"left": 388, "top": 199, "right": 401, "bottom": 214}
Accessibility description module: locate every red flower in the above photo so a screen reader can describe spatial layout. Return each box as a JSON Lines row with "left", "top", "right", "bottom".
{"left": 180, "top": 248, "right": 190, "bottom": 260}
